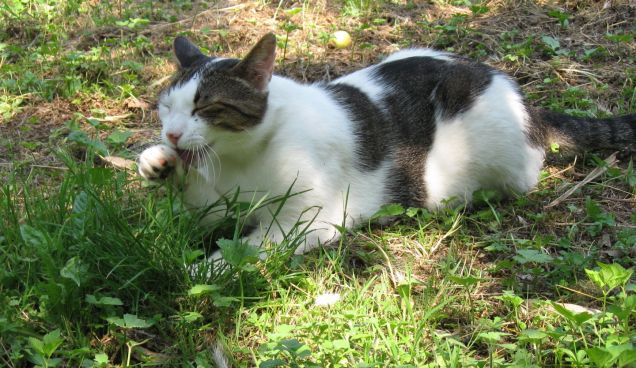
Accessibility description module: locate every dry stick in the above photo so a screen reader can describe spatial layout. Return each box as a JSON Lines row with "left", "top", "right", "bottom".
{"left": 410, "top": 238, "right": 429, "bottom": 258}
{"left": 429, "top": 210, "right": 463, "bottom": 255}
{"left": 540, "top": 156, "right": 577, "bottom": 182}
{"left": 0, "top": 341, "right": 16, "bottom": 368}
{"left": 141, "top": 3, "right": 249, "bottom": 35}
{"left": 89, "top": 113, "right": 132, "bottom": 122}
{"left": 150, "top": 75, "right": 172, "bottom": 89}
{"left": 358, "top": 233, "right": 399, "bottom": 289}
{"left": 102, "top": 156, "right": 136, "bottom": 171}
{"left": 601, "top": 197, "right": 636, "bottom": 203}
{"left": 132, "top": 346, "right": 171, "bottom": 364}
{"left": 544, "top": 152, "right": 618, "bottom": 209}
{"left": 64, "top": 4, "right": 249, "bottom": 50}
{"left": 560, "top": 68, "right": 601, "bottom": 84}
{"left": 553, "top": 222, "right": 636, "bottom": 229}
{"left": 30, "top": 165, "right": 69, "bottom": 170}
{"left": 597, "top": 183, "right": 635, "bottom": 197}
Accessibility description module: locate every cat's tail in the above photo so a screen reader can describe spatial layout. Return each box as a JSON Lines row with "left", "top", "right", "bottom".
{"left": 530, "top": 109, "right": 636, "bottom": 152}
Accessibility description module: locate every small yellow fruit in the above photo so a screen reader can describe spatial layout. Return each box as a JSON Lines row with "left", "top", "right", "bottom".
{"left": 330, "top": 31, "right": 352, "bottom": 49}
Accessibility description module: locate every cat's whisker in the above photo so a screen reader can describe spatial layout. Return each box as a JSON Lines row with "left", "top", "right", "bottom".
{"left": 202, "top": 148, "right": 215, "bottom": 182}
{"left": 201, "top": 147, "right": 215, "bottom": 184}
{"left": 204, "top": 143, "right": 222, "bottom": 181}
{"left": 191, "top": 146, "right": 200, "bottom": 184}
{"left": 211, "top": 151, "right": 222, "bottom": 181}
{"left": 200, "top": 148, "right": 212, "bottom": 184}
{"left": 192, "top": 141, "right": 217, "bottom": 184}
{"left": 195, "top": 145, "right": 209, "bottom": 184}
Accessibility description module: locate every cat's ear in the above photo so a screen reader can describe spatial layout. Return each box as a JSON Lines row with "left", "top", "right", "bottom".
{"left": 232, "top": 33, "right": 277, "bottom": 92}
{"left": 174, "top": 36, "right": 206, "bottom": 69}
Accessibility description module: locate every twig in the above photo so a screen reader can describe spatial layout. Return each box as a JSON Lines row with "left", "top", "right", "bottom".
{"left": 140, "top": 3, "right": 249, "bottom": 35}
{"left": 102, "top": 156, "right": 136, "bottom": 171}
{"left": 601, "top": 197, "right": 636, "bottom": 203}
{"left": 64, "top": 3, "right": 249, "bottom": 50}
{"left": 89, "top": 113, "right": 132, "bottom": 122}
{"left": 359, "top": 233, "right": 399, "bottom": 289}
{"left": 553, "top": 222, "right": 636, "bottom": 229}
{"left": 555, "top": 284, "right": 597, "bottom": 300}
{"left": 545, "top": 152, "right": 618, "bottom": 208}
{"left": 30, "top": 165, "right": 69, "bottom": 170}
{"left": 559, "top": 67, "right": 601, "bottom": 84}
{"left": 0, "top": 339, "right": 15, "bottom": 368}
{"left": 429, "top": 210, "right": 463, "bottom": 255}
{"left": 540, "top": 156, "right": 577, "bottom": 182}
{"left": 595, "top": 183, "right": 634, "bottom": 197}
{"left": 150, "top": 75, "right": 171, "bottom": 89}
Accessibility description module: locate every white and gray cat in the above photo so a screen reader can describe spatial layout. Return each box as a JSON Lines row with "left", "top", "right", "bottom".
{"left": 139, "top": 33, "right": 635, "bottom": 256}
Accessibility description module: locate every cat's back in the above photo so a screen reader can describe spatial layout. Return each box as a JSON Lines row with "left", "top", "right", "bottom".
{"left": 332, "top": 48, "right": 500, "bottom": 110}
{"left": 324, "top": 48, "right": 541, "bottom": 208}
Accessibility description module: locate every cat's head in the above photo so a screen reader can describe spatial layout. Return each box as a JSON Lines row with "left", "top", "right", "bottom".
{"left": 157, "top": 33, "right": 276, "bottom": 163}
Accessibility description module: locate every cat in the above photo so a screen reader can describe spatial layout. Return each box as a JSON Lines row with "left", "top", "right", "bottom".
{"left": 138, "top": 33, "right": 635, "bottom": 257}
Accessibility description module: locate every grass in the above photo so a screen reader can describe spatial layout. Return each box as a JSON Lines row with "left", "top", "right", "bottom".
{"left": 1, "top": 0, "right": 635, "bottom": 367}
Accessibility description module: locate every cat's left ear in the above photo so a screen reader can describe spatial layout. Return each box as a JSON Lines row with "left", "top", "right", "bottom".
{"left": 232, "top": 33, "right": 277, "bottom": 92}
{"left": 174, "top": 36, "right": 206, "bottom": 69}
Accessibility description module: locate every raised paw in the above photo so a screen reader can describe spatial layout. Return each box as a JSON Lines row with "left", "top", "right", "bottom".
{"left": 138, "top": 145, "right": 178, "bottom": 181}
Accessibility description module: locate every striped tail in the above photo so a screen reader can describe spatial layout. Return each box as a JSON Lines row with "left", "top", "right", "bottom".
{"left": 529, "top": 109, "right": 636, "bottom": 152}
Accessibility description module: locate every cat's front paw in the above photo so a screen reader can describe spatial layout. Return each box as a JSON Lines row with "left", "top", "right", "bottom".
{"left": 138, "top": 145, "right": 178, "bottom": 181}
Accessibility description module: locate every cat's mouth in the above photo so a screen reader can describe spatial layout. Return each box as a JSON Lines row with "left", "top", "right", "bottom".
{"left": 176, "top": 148, "right": 198, "bottom": 167}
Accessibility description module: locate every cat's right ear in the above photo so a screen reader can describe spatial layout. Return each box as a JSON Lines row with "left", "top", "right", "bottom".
{"left": 231, "top": 33, "right": 277, "bottom": 92}
{"left": 174, "top": 37, "right": 205, "bottom": 69}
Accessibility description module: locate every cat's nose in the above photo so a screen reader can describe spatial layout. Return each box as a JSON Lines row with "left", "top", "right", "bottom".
{"left": 167, "top": 132, "right": 182, "bottom": 146}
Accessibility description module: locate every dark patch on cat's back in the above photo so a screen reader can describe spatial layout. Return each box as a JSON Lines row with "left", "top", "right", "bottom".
{"left": 375, "top": 56, "right": 494, "bottom": 120}
{"left": 436, "top": 56, "right": 494, "bottom": 119}
{"left": 378, "top": 89, "right": 435, "bottom": 208}
{"left": 325, "top": 84, "right": 392, "bottom": 171}
{"left": 368, "top": 55, "right": 497, "bottom": 207}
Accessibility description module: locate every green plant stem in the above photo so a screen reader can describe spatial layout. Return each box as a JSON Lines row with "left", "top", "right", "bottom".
{"left": 235, "top": 271, "right": 245, "bottom": 340}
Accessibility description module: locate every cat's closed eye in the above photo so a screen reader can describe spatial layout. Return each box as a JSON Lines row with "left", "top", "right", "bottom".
{"left": 193, "top": 103, "right": 224, "bottom": 119}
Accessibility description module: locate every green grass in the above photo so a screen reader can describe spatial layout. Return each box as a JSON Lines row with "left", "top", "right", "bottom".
{"left": 1, "top": 0, "right": 635, "bottom": 367}
{"left": 2, "top": 156, "right": 635, "bottom": 367}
